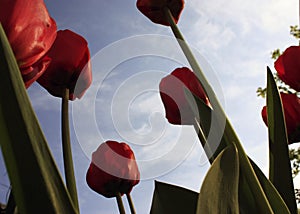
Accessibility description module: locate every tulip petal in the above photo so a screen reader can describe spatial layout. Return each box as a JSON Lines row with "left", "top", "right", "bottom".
{"left": 274, "top": 46, "right": 300, "bottom": 91}
{"left": 37, "top": 30, "right": 92, "bottom": 100}
{"left": 137, "top": 0, "right": 185, "bottom": 26}
{"left": 86, "top": 141, "right": 140, "bottom": 198}
{"left": 0, "top": 0, "right": 57, "bottom": 87}
{"left": 159, "top": 67, "right": 210, "bottom": 125}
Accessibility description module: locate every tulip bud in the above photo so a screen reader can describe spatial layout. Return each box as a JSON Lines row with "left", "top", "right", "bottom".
{"left": 274, "top": 46, "right": 300, "bottom": 92}
{"left": 159, "top": 67, "right": 210, "bottom": 125}
{"left": 37, "top": 30, "right": 92, "bottom": 100}
{"left": 136, "top": 0, "right": 185, "bottom": 26}
{"left": 86, "top": 141, "right": 140, "bottom": 198}
{"left": 262, "top": 93, "right": 300, "bottom": 144}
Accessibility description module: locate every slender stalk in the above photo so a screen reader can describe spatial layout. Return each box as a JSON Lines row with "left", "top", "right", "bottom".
{"left": 164, "top": 7, "right": 273, "bottom": 213}
{"left": 193, "top": 118, "right": 214, "bottom": 163}
{"left": 61, "top": 88, "right": 79, "bottom": 211}
{"left": 126, "top": 194, "right": 136, "bottom": 214}
{"left": 116, "top": 193, "right": 126, "bottom": 214}
{"left": 126, "top": 193, "right": 135, "bottom": 214}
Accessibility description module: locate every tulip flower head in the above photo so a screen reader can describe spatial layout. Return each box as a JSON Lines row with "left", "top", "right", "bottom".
{"left": 0, "top": 0, "right": 57, "bottom": 88}
{"left": 37, "top": 30, "right": 92, "bottom": 100}
{"left": 262, "top": 93, "right": 300, "bottom": 144}
{"left": 159, "top": 67, "right": 210, "bottom": 125}
{"left": 136, "top": 0, "right": 185, "bottom": 26}
{"left": 86, "top": 141, "right": 140, "bottom": 198}
{"left": 275, "top": 46, "right": 300, "bottom": 92}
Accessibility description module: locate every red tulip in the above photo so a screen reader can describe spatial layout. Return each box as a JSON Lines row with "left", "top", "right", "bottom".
{"left": 0, "top": 0, "right": 57, "bottom": 88}
{"left": 37, "top": 30, "right": 92, "bottom": 100}
{"left": 159, "top": 67, "right": 210, "bottom": 125}
{"left": 86, "top": 141, "right": 140, "bottom": 198}
{"left": 274, "top": 46, "right": 300, "bottom": 92}
{"left": 261, "top": 93, "right": 300, "bottom": 144}
{"left": 136, "top": 0, "right": 185, "bottom": 26}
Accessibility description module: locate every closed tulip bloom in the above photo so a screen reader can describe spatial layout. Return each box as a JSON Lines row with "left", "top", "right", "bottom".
{"left": 159, "top": 67, "right": 210, "bottom": 125}
{"left": 275, "top": 46, "right": 300, "bottom": 92}
{"left": 0, "top": 0, "right": 57, "bottom": 88}
{"left": 86, "top": 141, "right": 140, "bottom": 198}
{"left": 136, "top": 0, "right": 184, "bottom": 26}
{"left": 261, "top": 93, "right": 300, "bottom": 144}
{"left": 37, "top": 30, "right": 92, "bottom": 100}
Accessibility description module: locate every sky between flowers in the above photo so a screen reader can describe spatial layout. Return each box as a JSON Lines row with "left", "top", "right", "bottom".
{"left": 0, "top": 0, "right": 299, "bottom": 213}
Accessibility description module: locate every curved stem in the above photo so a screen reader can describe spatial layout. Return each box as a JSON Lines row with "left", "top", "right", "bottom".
{"left": 116, "top": 193, "right": 126, "bottom": 214}
{"left": 126, "top": 194, "right": 136, "bottom": 214}
{"left": 62, "top": 88, "right": 79, "bottom": 211}
{"left": 164, "top": 7, "right": 273, "bottom": 213}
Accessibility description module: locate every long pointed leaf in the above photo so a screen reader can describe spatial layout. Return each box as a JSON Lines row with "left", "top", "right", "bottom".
{"left": 150, "top": 181, "right": 198, "bottom": 214}
{"left": 197, "top": 145, "right": 239, "bottom": 213}
{"left": 185, "top": 89, "right": 290, "bottom": 213}
{"left": 250, "top": 158, "right": 290, "bottom": 213}
{"left": 266, "top": 67, "right": 297, "bottom": 213}
{"left": 0, "top": 24, "right": 77, "bottom": 213}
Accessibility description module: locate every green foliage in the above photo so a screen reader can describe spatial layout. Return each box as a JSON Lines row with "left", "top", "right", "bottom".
{"left": 257, "top": 24, "right": 299, "bottom": 99}
{"left": 290, "top": 25, "right": 300, "bottom": 39}
{"left": 257, "top": 87, "right": 267, "bottom": 98}
{"left": 289, "top": 147, "right": 300, "bottom": 178}
{"left": 197, "top": 145, "right": 239, "bottom": 214}
{"left": 185, "top": 89, "right": 290, "bottom": 213}
{"left": 249, "top": 159, "right": 291, "bottom": 213}
{"left": 0, "top": 24, "right": 77, "bottom": 213}
{"left": 257, "top": 72, "right": 295, "bottom": 98}
{"left": 266, "top": 67, "right": 297, "bottom": 213}
{"left": 295, "top": 189, "right": 300, "bottom": 204}
{"left": 271, "top": 49, "right": 282, "bottom": 60}
{"left": 150, "top": 181, "right": 198, "bottom": 214}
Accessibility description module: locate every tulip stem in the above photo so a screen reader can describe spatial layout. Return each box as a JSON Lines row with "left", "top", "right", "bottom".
{"left": 116, "top": 193, "right": 126, "bottom": 214}
{"left": 193, "top": 118, "right": 215, "bottom": 163}
{"left": 164, "top": 7, "right": 273, "bottom": 213}
{"left": 61, "top": 88, "right": 79, "bottom": 211}
{"left": 126, "top": 194, "right": 136, "bottom": 214}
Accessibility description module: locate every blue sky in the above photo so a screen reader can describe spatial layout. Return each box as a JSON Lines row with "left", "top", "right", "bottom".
{"left": 1, "top": 0, "right": 300, "bottom": 213}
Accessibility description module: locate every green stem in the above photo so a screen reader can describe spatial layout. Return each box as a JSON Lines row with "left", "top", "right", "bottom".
{"left": 193, "top": 118, "right": 214, "bottom": 163}
{"left": 126, "top": 194, "right": 136, "bottom": 214}
{"left": 164, "top": 7, "right": 273, "bottom": 213}
{"left": 62, "top": 88, "right": 79, "bottom": 211}
{"left": 116, "top": 193, "right": 126, "bottom": 214}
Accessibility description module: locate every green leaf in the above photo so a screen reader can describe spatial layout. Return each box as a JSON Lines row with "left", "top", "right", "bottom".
{"left": 266, "top": 67, "right": 297, "bottom": 213}
{"left": 197, "top": 145, "right": 239, "bottom": 213}
{"left": 0, "top": 24, "right": 77, "bottom": 213}
{"left": 250, "top": 158, "right": 290, "bottom": 213}
{"left": 150, "top": 181, "right": 198, "bottom": 214}
{"left": 185, "top": 89, "right": 290, "bottom": 213}
{"left": 184, "top": 88, "right": 227, "bottom": 162}
{"left": 5, "top": 191, "right": 16, "bottom": 214}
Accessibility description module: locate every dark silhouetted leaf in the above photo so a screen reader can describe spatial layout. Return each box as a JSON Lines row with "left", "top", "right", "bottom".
{"left": 150, "top": 181, "right": 198, "bottom": 214}
{"left": 266, "top": 67, "right": 297, "bottom": 213}
{"left": 185, "top": 88, "right": 290, "bottom": 213}
{"left": 197, "top": 145, "right": 239, "bottom": 214}
{"left": 0, "top": 24, "right": 77, "bottom": 213}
